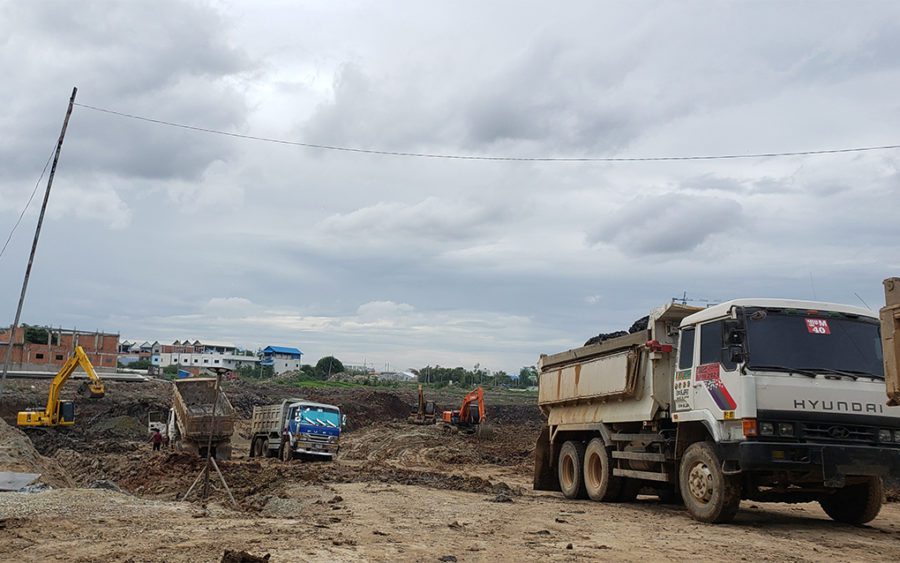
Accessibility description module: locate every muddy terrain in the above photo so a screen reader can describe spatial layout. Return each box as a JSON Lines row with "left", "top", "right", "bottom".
{"left": 1, "top": 379, "right": 899, "bottom": 562}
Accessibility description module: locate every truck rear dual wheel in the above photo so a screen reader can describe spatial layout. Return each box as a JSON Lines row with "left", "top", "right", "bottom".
{"left": 584, "top": 438, "right": 623, "bottom": 502}
{"left": 679, "top": 442, "right": 741, "bottom": 523}
{"left": 819, "top": 477, "right": 883, "bottom": 525}
{"left": 558, "top": 441, "right": 587, "bottom": 499}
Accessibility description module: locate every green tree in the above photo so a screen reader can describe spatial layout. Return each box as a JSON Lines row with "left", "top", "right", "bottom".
{"left": 519, "top": 365, "right": 538, "bottom": 387}
{"left": 315, "top": 356, "right": 344, "bottom": 379}
{"left": 24, "top": 325, "right": 50, "bottom": 345}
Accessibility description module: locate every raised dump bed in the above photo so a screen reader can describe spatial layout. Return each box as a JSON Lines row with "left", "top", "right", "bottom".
{"left": 170, "top": 378, "right": 235, "bottom": 459}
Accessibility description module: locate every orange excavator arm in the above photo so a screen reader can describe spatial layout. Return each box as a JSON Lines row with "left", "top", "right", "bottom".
{"left": 458, "top": 387, "right": 485, "bottom": 423}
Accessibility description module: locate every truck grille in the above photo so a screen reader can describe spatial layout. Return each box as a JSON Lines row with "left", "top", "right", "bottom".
{"left": 800, "top": 422, "right": 876, "bottom": 445}
{"left": 303, "top": 433, "right": 331, "bottom": 443}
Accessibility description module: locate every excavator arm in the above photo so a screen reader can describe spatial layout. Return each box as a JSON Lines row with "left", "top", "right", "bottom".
{"left": 18, "top": 345, "right": 104, "bottom": 426}
{"left": 458, "top": 387, "right": 486, "bottom": 424}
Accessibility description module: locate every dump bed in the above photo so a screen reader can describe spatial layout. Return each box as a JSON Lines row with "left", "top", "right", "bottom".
{"left": 538, "top": 331, "right": 648, "bottom": 406}
{"left": 250, "top": 401, "right": 293, "bottom": 436}
{"left": 537, "top": 303, "right": 700, "bottom": 425}
{"left": 172, "top": 378, "right": 235, "bottom": 439}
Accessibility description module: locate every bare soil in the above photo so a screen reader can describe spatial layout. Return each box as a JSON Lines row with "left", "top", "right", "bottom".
{"left": 1, "top": 380, "right": 899, "bottom": 562}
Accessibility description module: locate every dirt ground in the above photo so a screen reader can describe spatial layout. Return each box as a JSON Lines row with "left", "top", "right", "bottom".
{"left": 1, "top": 379, "right": 899, "bottom": 562}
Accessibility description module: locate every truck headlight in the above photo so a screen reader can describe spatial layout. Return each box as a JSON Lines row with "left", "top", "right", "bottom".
{"left": 878, "top": 429, "right": 892, "bottom": 443}
{"left": 328, "top": 435, "right": 336, "bottom": 443}
{"left": 760, "top": 422, "right": 775, "bottom": 436}
{"left": 777, "top": 423, "right": 794, "bottom": 437}
{"left": 894, "top": 430, "right": 900, "bottom": 443}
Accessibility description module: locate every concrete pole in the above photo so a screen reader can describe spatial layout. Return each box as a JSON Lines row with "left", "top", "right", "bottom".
{"left": 0, "top": 87, "right": 77, "bottom": 397}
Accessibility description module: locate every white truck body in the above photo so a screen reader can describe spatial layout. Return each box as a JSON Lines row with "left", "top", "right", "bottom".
{"left": 535, "top": 298, "right": 900, "bottom": 524}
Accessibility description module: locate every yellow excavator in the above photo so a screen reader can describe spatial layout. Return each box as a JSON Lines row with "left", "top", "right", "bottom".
{"left": 17, "top": 345, "right": 105, "bottom": 427}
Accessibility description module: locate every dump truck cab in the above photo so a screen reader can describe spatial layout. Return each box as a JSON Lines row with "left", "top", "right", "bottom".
{"left": 675, "top": 300, "right": 899, "bottom": 489}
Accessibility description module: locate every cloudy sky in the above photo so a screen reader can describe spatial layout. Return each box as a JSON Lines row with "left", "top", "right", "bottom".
{"left": 1, "top": 1, "right": 898, "bottom": 373}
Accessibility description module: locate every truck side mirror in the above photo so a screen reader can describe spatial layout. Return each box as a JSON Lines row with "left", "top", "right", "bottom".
{"left": 342, "top": 414, "right": 347, "bottom": 428}
{"left": 727, "top": 345, "right": 745, "bottom": 364}
{"left": 722, "top": 318, "right": 746, "bottom": 366}
{"left": 723, "top": 319, "right": 744, "bottom": 344}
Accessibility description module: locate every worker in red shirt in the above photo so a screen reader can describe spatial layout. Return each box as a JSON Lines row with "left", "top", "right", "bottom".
{"left": 150, "top": 429, "right": 163, "bottom": 452}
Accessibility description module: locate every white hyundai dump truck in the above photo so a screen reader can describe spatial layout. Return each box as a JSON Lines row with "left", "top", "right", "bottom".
{"left": 534, "top": 295, "right": 900, "bottom": 524}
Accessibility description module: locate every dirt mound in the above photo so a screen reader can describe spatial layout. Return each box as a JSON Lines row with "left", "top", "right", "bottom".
{"left": 341, "top": 421, "right": 539, "bottom": 470}
{"left": 0, "top": 418, "right": 72, "bottom": 488}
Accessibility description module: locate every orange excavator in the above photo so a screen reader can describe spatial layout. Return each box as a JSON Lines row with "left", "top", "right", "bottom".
{"left": 440, "top": 386, "right": 493, "bottom": 439}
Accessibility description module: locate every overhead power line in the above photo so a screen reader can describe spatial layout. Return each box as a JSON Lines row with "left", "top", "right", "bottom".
{"left": 75, "top": 102, "right": 900, "bottom": 162}
{"left": 0, "top": 147, "right": 55, "bottom": 262}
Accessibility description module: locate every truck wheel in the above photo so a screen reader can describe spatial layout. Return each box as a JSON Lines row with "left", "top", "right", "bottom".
{"left": 558, "top": 441, "right": 587, "bottom": 499}
{"left": 281, "top": 441, "right": 294, "bottom": 462}
{"left": 819, "top": 477, "right": 883, "bottom": 525}
{"left": 583, "top": 438, "right": 622, "bottom": 501}
{"left": 249, "top": 438, "right": 257, "bottom": 458}
{"left": 263, "top": 439, "right": 274, "bottom": 458}
{"left": 679, "top": 442, "right": 741, "bottom": 523}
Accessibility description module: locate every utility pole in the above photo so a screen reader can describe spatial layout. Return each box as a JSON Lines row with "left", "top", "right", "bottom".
{"left": 0, "top": 87, "right": 77, "bottom": 397}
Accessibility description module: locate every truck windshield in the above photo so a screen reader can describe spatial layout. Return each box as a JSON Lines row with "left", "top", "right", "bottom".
{"left": 745, "top": 308, "right": 884, "bottom": 379}
{"left": 295, "top": 406, "right": 341, "bottom": 428}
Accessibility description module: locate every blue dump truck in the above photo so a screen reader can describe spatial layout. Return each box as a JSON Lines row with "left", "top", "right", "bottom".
{"left": 249, "top": 398, "right": 345, "bottom": 461}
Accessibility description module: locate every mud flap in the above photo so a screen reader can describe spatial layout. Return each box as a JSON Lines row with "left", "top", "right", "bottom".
{"left": 533, "top": 425, "right": 560, "bottom": 491}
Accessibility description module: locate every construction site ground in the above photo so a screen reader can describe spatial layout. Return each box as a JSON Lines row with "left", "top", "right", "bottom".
{"left": 1, "top": 379, "right": 899, "bottom": 562}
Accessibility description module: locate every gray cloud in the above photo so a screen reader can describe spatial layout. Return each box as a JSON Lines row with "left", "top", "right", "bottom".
{"left": 1, "top": 1, "right": 899, "bottom": 374}
{"left": 589, "top": 193, "right": 744, "bottom": 255}
{"left": 0, "top": 1, "right": 252, "bottom": 183}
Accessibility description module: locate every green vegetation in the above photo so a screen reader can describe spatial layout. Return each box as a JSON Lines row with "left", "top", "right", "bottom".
{"left": 23, "top": 325, "right": 57, "bottom": 345}
{"left": 119, "top": 358, "right": 152, "bottom": 370}
{"left": 236, "top": 364, "right": 274, "bottom": 380}
{"left": 415, "top": 364, "right": 537, "bottom": 388}
{"left": 315, "top": 356, "right": 344, "bottom": 378}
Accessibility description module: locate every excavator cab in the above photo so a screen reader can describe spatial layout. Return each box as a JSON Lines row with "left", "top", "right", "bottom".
{"left": 440, "top": 386, "right": 493, "bottom": 439}
{"left": 59, "top": 401, "right": 75, "bottom": 424}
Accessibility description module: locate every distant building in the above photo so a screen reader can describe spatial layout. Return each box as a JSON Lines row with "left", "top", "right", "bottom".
{"left": 260, "top": 346, "right": 303, "bottom": 375}
{"left": 0, "top": 325, "right": 119, "bottom": 372}
{"left": 150, "top": 339, "right": 259, "bottom": 371}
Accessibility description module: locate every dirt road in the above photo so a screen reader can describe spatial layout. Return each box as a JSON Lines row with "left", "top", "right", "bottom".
{"left": 1, "top": 381, "right": 899, "bottom": 561}
{"left": 2, "top": 479, "right": 899, "bottom": 562}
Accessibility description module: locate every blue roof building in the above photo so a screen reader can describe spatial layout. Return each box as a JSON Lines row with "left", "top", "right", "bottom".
{"left": 261, "top": 345, "right": 304, "bottom": 374}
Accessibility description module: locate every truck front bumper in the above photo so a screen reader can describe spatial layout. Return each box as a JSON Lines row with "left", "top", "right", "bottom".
{"left": 294, "top": 441, "right": 338, "bottom": 457}
{"left": 726, "top": 441, "right": 900, "bottom": 486}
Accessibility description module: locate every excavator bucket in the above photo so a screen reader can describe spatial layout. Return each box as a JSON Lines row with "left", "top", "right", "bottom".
{"left": 475, "top": 422, "right": 494, "bottom": 440}
{"left": 77, "top": 381, "right": 105, "bottom": 399}
{"left": 533, "top": 425, "right": 560, "bottom": 491}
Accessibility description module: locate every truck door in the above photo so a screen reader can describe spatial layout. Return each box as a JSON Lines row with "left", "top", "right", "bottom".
{"left": 692, "top": 320, "right": 739, "bottom": 418}
{"left": 673, "top": 327, "right": 695, "bottom": 412}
